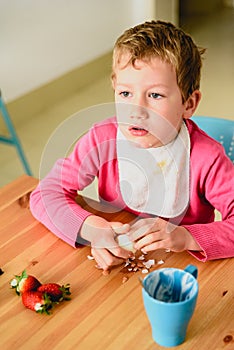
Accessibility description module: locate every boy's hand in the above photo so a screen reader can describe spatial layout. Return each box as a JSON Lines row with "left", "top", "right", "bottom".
{"left": 80, "top": 216, "right": 133, "bottom": 272}
{"left": 128, "top": 217, "right": 201, "bottom": 253}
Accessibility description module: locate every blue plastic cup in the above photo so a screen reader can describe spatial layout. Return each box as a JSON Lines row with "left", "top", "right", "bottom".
{"left": 142, "top": 264, "right": 199, "bottom": 347}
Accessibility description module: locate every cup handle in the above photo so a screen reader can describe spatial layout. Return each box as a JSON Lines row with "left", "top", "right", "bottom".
{"left": 184, "top": 264, "right": 198, "bottom": 279}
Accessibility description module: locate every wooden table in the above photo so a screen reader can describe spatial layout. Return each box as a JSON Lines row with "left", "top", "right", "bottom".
{"left": 0, "top": 175, "right": 233, "bottom": 350}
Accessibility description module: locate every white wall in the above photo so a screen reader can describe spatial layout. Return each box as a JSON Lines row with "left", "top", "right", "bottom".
{"left": 0, "top": 0, "right": 177, "bottom": 102}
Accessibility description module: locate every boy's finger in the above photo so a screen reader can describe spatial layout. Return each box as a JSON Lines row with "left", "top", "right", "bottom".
{"left": 109, "top": 246, "right": 134, "bottom": 259}
{"left": 111, "top": 223, "right": 130, "bottom": 234}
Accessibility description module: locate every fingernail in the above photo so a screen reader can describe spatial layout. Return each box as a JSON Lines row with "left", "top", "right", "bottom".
{"left": 123, "top": 223, "right": 130, "bottom": 230}
{"left": 95, "top": 264, "right": 102, "bottom": 269}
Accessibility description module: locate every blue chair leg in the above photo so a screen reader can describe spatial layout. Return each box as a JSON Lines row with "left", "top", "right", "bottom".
{"left": 0, "top": 93, "right": 33, "bottom": 176}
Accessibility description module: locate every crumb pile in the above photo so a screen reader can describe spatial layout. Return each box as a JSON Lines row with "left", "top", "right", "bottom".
{"left": 87, "top": 251, "right": 166, "bottom": 283}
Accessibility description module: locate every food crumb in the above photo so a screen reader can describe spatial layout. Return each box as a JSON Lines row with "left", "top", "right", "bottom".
{"left": 122, "top": 276, "right": 129, "bottom": 284}
{"left": 143, "top": 259, "right": 155, "bottom": 269}
{"left": 87, "top": 255, "right": 94, "bottom": 260}
{"left": 157, "top": 259, "right": 165, "bottom": 265}
{"left": 142, "top": 269, "right": 149, "bottom": 274}
{"left": 138, "top": 254, "right": 145, "bottom": 261}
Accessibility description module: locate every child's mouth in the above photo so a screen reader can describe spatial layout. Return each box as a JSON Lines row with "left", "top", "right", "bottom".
{"left": 128, "top": 126, "right": 148, "bottom": 136}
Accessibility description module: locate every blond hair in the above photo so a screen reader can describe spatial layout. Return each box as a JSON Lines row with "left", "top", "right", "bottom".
{"left": 112, "top": 20, "right": 206, "bottom": 103}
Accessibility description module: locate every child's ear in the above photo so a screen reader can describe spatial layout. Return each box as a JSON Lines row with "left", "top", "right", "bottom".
{"left": 183, "top": 90, "right": 202, "bottom": 119}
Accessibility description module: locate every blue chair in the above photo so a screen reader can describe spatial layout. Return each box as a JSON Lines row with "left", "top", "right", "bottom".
{"left": 191, "top": 116, "right": 234, "bottom": 163}
{"left": 0, "top": 90, "right": 33, "bottom": 175}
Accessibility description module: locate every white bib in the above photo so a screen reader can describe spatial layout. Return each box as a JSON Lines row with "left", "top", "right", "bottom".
{"left": 117, "top": 122, "right": 190, "bottom": 217}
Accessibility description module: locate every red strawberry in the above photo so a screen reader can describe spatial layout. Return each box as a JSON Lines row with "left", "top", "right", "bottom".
{"left": 22, "top": 291, "right": 53, "bottom": 314}
{"left": 37, "top": 283, "right": 71, "bottom": 302}
{"left": 11, "top": 270, "right": 41, "bottom": 295}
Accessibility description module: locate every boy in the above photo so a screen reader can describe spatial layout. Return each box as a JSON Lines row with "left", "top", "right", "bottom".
{"left": 30, "top": 20, "right": 234, "bottom": 272}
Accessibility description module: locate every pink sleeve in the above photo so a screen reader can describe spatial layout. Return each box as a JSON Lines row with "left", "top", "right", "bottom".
{"left": 184, "top": 149, "right": 234, "bottom": 261}
{"left": 30, "top": 129, "right": 100, "bottom": 247}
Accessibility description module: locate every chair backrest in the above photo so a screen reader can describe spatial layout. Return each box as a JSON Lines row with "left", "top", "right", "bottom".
{"left": 0, "top": 89, "right": 33, "bottom": 175}
{"left": 191, "top": 116, "right": 234, "bottom": 163}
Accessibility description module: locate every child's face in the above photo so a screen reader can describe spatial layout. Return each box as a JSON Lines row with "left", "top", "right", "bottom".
{"left": 113, "top": 56, "right": 190, "bottom": 148}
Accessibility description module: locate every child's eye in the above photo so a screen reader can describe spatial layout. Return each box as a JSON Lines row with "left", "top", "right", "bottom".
{"left": 149, "top": 92, "right": 162, "bottom": 99}
{"left": 120, "top": 91, "right": 131, "bottom": 98}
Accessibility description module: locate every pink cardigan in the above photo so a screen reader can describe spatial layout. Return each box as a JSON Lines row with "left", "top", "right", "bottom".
{"left": 30, "top": 117, "right": 234, "bottom": 261}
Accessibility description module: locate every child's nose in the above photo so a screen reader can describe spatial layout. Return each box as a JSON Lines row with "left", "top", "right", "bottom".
{"left": 130, "top": 105, "right": 149, "bottom": 120}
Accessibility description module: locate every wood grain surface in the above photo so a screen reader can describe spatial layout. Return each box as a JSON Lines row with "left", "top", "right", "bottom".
{"left": 0, "top": 175, "right": 233, "bottom": 350}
